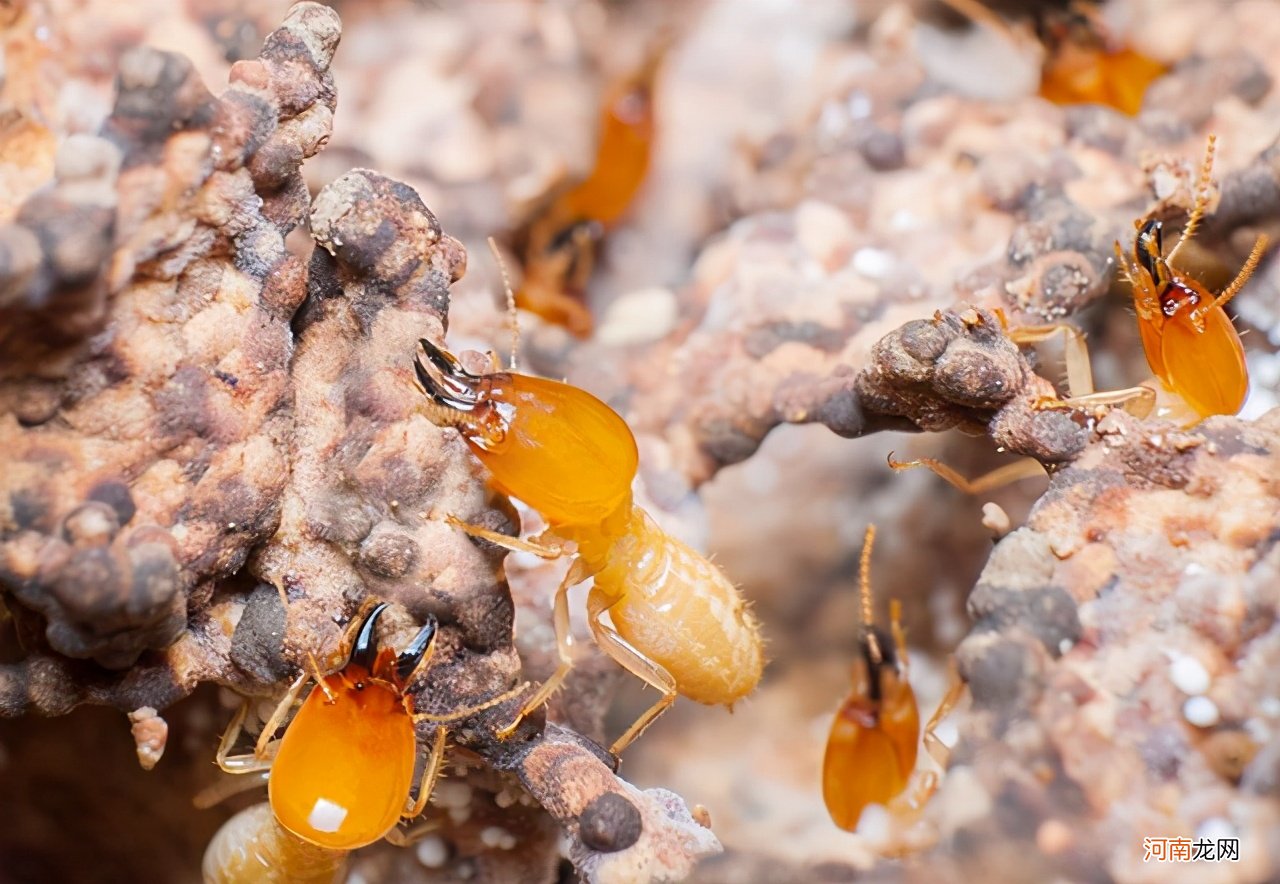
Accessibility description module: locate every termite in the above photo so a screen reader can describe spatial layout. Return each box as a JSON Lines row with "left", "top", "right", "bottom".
{"left": 202, "top": 601, "right": 522, "bottom": 883}
{"left": 514, "top": 39, "right": 666, "bottom": 337}
{"left": 1035, "top": 3, "right": 1166, "bottom": 115}
{"left": 823, "top": 525, "right": 960, "bottom": 832}
{"left": 413, "top": 338, "right": 764, "bottom": 755}
{"left": 935, "top": 0, "right": 1166, "bottom": 115}
{"left": 1114, "top": 135, "right": 1268, "bottom": 420}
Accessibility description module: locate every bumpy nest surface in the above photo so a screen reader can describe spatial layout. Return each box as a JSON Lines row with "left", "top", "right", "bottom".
{"left": 0, "top": 5, "right": 719, "bottom": 883}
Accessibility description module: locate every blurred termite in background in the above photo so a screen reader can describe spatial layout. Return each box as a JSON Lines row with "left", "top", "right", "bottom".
{"left": 934, "top": 0, "right": 1166, "bottom": 114}
{"left": 823, "top": 525, "right": 960, "bottom": 833}
{"left": 512, "top": 36, "right": 669, "bottom": 337}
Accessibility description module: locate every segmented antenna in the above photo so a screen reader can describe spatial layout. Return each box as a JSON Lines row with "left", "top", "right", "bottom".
{"left": 487, "top": 236, "right": 519, "bottom": 371}
{"left": 859, "top": 524, "right": 881, "bottom": 665}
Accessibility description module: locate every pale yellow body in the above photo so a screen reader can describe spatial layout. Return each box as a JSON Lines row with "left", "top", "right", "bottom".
{"left": 203, "top": 803, "right": 347, "bottom": 884}
{"left": 588, "top": 506, "right": 763, "bottom": 706}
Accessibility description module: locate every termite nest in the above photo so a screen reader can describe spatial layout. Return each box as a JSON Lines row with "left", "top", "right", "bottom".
{"left": 3, "top": 1, "right": 1280, "bottom": 883}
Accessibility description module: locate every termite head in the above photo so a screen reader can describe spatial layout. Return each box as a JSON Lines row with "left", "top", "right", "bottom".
{"left": 414, "top": 339, "right": 639, "bottom": 527}
{"left": 415, "top": 338, "right": 511, "bottom": 449}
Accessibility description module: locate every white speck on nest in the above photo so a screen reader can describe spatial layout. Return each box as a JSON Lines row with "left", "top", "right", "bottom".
{"left": 1195, "top": 817, "right": 1236, "bottom": 842}
{"left": 433, "top": 780, "right": 473, "bottom": 809}
{"left": 1168, "top": 653, "right": 1211, "bottom": 695}
{"left": 415, "top": 835, "right": 449, "bottom": 868}
{"left": 1183, "top": 696, "right": 1220, "bottom": 728}
{"left": 480, "top": 826, "right": 517, "bottom": 850}
{"left": 1059, "top": 638, "right": 1075, "bottom": 655}
{"left": 852, "top": 247, "right": 895, "bottom": 280}
{"left": 494, "top": 787, "right": 519, "bottom": 809}
{"left": 981, "top": 501, "right": 1012, "bottom": 538}
{"left": 596, "top": 287, "right": 678, "bottom": 346}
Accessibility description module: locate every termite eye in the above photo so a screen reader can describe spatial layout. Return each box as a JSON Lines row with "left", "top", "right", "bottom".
{"left": 1135, "top": 219, "right": 1164, "bottom": 281}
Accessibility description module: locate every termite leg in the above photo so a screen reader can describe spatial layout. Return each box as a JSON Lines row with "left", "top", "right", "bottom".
{"left": 384, "top": 818, "right": 443, "bottom": 849}
{"left": 888, "top": 452, "right": 1047, "bottom": 495}
{"left": 494, "top": 559, "right": 591, "bottom": 739}
{"left": 894, "top": 669, "right": 966, "bottom": 815}
{"left": 1008, "top": 323, "right": 1156, "bottom": 417}
{"left": 587, "top": 592, "right": 678, "bottom": 756}
{"left": 922, "top": 669, "right": 966, "bottom": 769}
{"left": 1007, "top": 323, "right": 1097, "bottom": 397}
{"left": 388, "top": 730, "right": 447, "bottom": 845}
{"left": 411, "top": 682, "right": 533, "bottom": 724}
{"left": 251, "top": 670, "right": 312, "bottom": 759}
{"left": 192, "top": 769, "right": 271, "bottom": 809}
{"left": 438, "top": 514, "right": 569, "bottom": 560}
{"left": 401, "top": 726, "right": 448, "bottom": 821}
{"left": 214, "top": 703, "right": 275, "bottom": 774}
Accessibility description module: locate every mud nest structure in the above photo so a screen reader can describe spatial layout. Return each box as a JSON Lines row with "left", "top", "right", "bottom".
{"left": 2, "top": 1, "right": 1280, "bottom": 883}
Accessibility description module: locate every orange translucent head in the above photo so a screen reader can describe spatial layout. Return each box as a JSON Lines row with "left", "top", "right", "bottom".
{"left": 415, "top": 340, "right": 638, "bottom": 527}
{"left": 270, "top": 668, "right": 416, "bottom": 849}
{"left": 269, "top": 605, "right": 436, "bottom": 850}
{"left": 1127, "top": 219, "right": 1248, "bottom": 418}
{"left": 822, "top": 628, "right": 920, "bottom": 832}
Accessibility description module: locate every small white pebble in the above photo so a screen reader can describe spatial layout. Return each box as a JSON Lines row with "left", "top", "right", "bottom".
{"left": 480, "top": 826, "right": 517, "bottom": 850}
{"left": 1058, "top": 638, "right": 1075, "bottom": 656}
{"left": 981, "top": 501, "right": 1012, "bottom": 538}
{"left": 433, "top": 781, "right": 473, "bottom": 809}
{"left": 1184, "top": 696, "right": 1220, "bottom": 728}
{"left": 1195, "top": 817, "right": 1236, "bottom": 842}
{"left": 415, "top": 835, "right": 449, "bottom": 868}
{"left": 852, "top": 247, "right": 895, "bottom": 279}
{"left": 1170, "top": 654, "right": 1211, "bottom": 695}
{"left": 596, "top": 287, "right": 678, "bottom": 346}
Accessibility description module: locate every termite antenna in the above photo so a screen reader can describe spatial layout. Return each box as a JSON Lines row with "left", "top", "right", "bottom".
{"left": 487, "top": 236, "right": 519, "bottom": 371}
{"left": 1167, "top": 134, "right": 1216, "bottom": 265}
{"left": 859, "top": 524, "right": 881, "bottom": 665}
